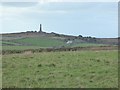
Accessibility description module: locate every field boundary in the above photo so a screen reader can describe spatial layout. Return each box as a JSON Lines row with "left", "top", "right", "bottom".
{"left": 1, "top": 46, "right": 118, "bottom": 55}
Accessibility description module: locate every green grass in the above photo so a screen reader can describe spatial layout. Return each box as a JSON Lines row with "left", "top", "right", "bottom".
{"left": 1, "top": 43, "right": 109, "bottom": 51}
{"left": 1, "top": 36, "right": 111, "bottom": 50}
{"left": 2, "top": 41, "right": 20, "bottom": 46}
{"left": 13, "top": 37, "right": 65, "bottom": 47}
{"left": 0, "top": 54, "right": 2, "bottom": 89}
{"left": 72, "top": 43, "right": 108, "bottom": 47}
{"left": 2, "top": 50, "right": 118, "bottom": 88}
{"left": 63, "top": 43, "right": 108, "bottom": 48}
{"left": 2, "top": 46, "right": 43, "bottom": 50}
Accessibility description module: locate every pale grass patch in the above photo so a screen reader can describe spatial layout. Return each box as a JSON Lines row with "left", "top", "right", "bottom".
{"left": 22, "top": 51, "right": 33, "bottom": 57}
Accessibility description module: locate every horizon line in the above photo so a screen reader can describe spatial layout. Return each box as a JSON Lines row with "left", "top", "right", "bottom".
{"left": 0, "top": 31, "right": 119, "bottom": 38}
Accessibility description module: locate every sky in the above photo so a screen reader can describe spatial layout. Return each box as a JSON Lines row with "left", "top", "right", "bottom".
{"left": 0, "top": 1, "right": 118, "bottom": 38}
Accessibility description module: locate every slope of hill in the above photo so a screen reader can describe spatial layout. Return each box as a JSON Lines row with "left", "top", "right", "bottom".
{"left": 1, "top": 31, "right": 118, "bottom": 50}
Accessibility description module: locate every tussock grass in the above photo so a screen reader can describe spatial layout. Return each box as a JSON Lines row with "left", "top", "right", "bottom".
{"left": 2, "top": 50, "right": 118, "bottom": 88}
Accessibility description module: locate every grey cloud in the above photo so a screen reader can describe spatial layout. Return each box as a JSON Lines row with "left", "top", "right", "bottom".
{"left": 1, "top": 2, "right": 38, "bottom": 7}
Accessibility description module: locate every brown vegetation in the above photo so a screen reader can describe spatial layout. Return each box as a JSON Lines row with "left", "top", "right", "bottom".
{"left": 1, "top": 46, "right": 118, "bottom": 55}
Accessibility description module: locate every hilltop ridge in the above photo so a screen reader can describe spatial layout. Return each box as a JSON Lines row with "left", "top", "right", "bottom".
{"left": 1, "top": 30, "right": 118, "bottom": 47}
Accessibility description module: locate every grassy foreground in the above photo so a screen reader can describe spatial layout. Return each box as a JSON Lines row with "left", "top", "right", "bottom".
{"left": 2, "top": 50, "right": 118, "bottom": 88}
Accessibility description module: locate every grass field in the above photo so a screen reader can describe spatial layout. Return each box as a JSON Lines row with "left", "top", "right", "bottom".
{"left": 15, "top": 37, "right": 65, "bottom": 47}
{"left": 2, "top": 44, "right": 106, "bottom": 51}
{"left": 71, "top": 43, "right": 108, "bottom": 47}
{"left": 1, "top": 36, "right": 65, "bottom": 50}
{"left": 2, "top": 46, "right": 43, "bottom": 50}
{"left": 1, "top": 33, "right": 118, "bottom": 88}
{"left": 2, "top": 50, "right": 118, "bottom": 88}
{"left": 1, "top": 36, "right": 110, "bottom": 50}
{"left": 2, "top": 41, "right": 20, "bottom": 46}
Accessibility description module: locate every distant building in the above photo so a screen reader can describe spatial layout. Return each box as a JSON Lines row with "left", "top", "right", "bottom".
{"left": 66, "top": 40, "right": 73, "bottom": 44}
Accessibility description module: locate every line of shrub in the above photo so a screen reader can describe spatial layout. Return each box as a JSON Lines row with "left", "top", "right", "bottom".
{"left": 1, "top": 46, "right": 117, "bottom": 55}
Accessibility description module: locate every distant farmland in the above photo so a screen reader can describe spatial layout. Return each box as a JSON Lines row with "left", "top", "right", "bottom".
{"left": 1, "top": 32, "right": 118, "bottom": 51}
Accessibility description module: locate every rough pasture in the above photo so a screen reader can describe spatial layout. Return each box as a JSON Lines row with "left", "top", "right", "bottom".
{"left": 2, "top": 50, "right": 118, "bottom": 88}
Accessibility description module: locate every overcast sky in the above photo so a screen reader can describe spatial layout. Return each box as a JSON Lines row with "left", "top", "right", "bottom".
{"left": 0, "top": 1, "right": 118, "bottom": 38}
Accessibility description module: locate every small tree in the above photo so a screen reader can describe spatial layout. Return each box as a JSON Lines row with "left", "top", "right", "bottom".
{"left": 78, "top": 35, "right": 83, "bottom": 37}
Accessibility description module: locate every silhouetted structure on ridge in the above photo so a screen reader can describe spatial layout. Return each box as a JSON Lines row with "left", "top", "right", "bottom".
{"left": 39, "top": 24, "right": 42, "bottom": 32}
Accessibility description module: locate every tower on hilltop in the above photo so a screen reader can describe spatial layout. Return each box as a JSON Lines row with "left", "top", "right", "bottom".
{"left": 39, "top": 24, "right": 42, "bottom": 32}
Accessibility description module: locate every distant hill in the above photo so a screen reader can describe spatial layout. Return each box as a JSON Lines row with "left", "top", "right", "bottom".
{"left": 1, "top": 31, "right": 118, "bottom": 50}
